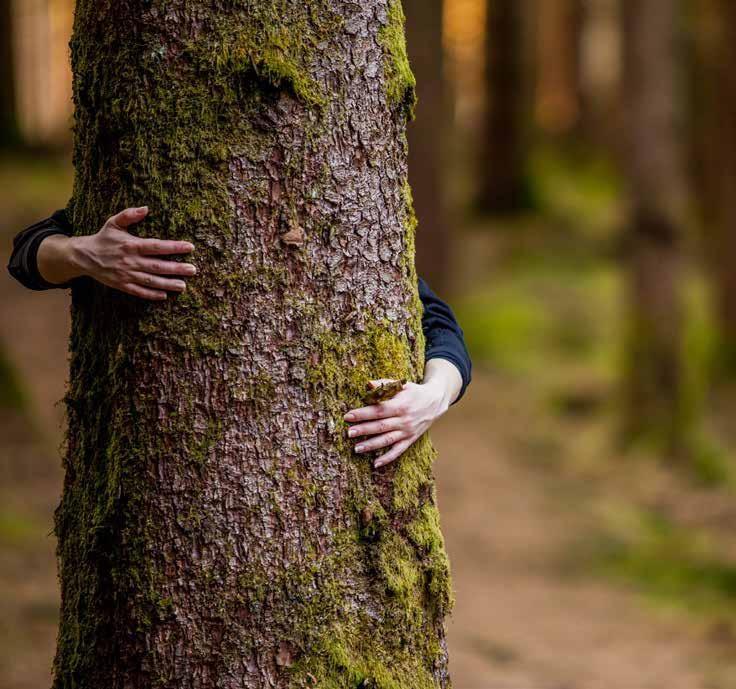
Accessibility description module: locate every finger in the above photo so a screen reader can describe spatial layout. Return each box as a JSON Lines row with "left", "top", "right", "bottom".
{"left": 374, "top": 439, "right": 412, "bottom": 468}
{"left": 129, "top": 271, "right": 187, "bottom": 293}
{"left": 109, "top": 206, "right": 149, "bottom": 229}
{"left": 354, "top": 430, "right": 406, "bottom": 454}
{"left": 119, "top": 282, "right": 168, "bottom": 301}
{"left": 133, "top": 258, "right": 197, "bottom": 276}
{"left": 135, "top": 237, "right": 195, "bottom": 255}
{"left": 344, "top": 398, "right": 404, "bottom": 423}
{"left": 348, "top": 417, "right": 403, "bottom": 439}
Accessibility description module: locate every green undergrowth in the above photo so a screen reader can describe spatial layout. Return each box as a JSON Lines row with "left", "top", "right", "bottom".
{"left": 0, "top": 509, "right": 38, "bottom": 547}
{"left": 586, "top": 507, "right": 736, "bottom": 617}
{"left": 0, "top": 152, "right": 72, "bottom": 219}
{"left": 529, "top": 144, "right": 623, "bottom": 239}
{"left": 454, "top": 259, "right": 621, "bottom": 379}
{"left": 0, "top": 344, "right": 27, "bottom": 412}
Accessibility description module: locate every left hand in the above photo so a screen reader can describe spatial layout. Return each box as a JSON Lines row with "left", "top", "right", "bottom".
{"left": 343, "top": 378, "right": 450, "bottom": 468}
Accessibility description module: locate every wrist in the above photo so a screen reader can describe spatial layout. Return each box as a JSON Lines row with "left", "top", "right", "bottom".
{"left": 422, "top": 376, "right": 452, "bottom": 415}
{"left": 66, "top": 235, "right": 92, "bottom": 278}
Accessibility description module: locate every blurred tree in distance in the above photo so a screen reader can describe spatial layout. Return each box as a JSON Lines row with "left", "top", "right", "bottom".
{"left": 620, "top": 0, "right": 687, "bottom": 454}
{"left": 406, "top": 0, "right": 452, "bottom": 291}
{"left": 0, "top": 0, "right": 19, "bottom": 147}
{"left": 692, "top": 0, "right": 736, "bottom": 382}
{"left": 479, "top": 0, "right": 529, "bottom": 213}
{"left": 535, "top": 0, "right": 585, "bottom": 139}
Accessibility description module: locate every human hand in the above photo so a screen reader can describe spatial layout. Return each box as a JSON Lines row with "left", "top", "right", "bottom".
{"left": 343, "top": 378, "right": 451, "bottom": 468}
{"left": 72, "top": 206, "right": 197, "bottom": 300}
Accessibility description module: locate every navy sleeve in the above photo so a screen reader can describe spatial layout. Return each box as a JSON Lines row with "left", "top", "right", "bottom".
{"left": 6, "top": 209, "right": 76, "bottom": 290}
{"left": 418, "top": 276, "right": 472, "bottom": 403}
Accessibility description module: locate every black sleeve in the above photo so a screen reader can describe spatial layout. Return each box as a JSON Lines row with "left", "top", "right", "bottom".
{"left": 418, "top": 275, "right": 472, "bottom": 404}
{"left": 6, "top": 209, "right": 76, "bottom": 291}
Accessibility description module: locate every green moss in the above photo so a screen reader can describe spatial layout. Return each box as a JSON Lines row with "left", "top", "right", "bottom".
{"left": 0, "top": 344, "right": 26, "bottom": 411}
{"left": 378, "top": 1, "right": 417, "bottom": 119}
{"left": 292, "top": 626, "right": 440, "bottom": 689}
{"left": 187, "top": 0, "right": 335, "bottom": 108}
{"left": 406, "top": 498, "right": 455, "bottom": 614}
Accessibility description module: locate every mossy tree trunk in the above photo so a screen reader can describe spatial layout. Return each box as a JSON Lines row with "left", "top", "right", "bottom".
{"left": 620, "top": 0, "right": 686, "bottom": 453}
{"left": 55, "top": 2, "right": 453, "bottom": 688}
{"left": 405, "top": 0, "right": 451, "bottom": 292}
{"left": 479, "top": 0, "right": 527, "bottom": 213}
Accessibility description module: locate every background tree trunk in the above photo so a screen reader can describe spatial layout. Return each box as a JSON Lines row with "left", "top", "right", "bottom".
{"left": 692, "top": 0, "right": 736, "bottom": 378}
{"left": 54, "top": 2, "right": 453, "bottom": 687}
{"left": 479, "top": 0, "right": 527, "bottom": 213}
{"left": 620, "top": 0, "right": 686, "bottom": 452}
{"left": 405, "top": 0, "right": 451, "bottom": 292}
{"left": 535, "top": 0, "right": 584, "bottom": 138}
{"left": 0, "top": 0, "right": 18, "bottom": 147}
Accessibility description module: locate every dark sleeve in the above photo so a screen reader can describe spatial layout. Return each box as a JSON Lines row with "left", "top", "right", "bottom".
{"left": 418, "top": 275, "right": 472, "bottom": 404}
{"left": 6, "top": 209, "right": 76, "bottom": 290}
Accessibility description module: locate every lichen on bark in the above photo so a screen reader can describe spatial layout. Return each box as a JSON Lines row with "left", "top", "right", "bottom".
{"left": 54, "top": 2, "right": 452, "bottom": 687}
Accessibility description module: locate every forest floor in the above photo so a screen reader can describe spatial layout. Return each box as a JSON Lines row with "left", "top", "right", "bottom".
{"left": 3, "top": 153, "right": 736, "bottom": 688}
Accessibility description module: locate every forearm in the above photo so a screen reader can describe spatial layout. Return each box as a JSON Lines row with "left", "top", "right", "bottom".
{"left": 421, "top": 358, "right": 463, "bottom": 410}
{"left": 36, "top": 234, "right": 86, "bottom": 286}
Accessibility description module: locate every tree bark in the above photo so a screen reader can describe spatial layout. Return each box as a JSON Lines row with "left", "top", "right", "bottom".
{"left": 620, "top": 0, "right": 686, "bottom": 452}
{"left": 405, "top": 0, "right": 451, "bottom": 292}
{"left": 54, "top": 2, "right": 453, "bottom": 688}
{"left": 479, "top": 0, "right": 527, "bottom": 213}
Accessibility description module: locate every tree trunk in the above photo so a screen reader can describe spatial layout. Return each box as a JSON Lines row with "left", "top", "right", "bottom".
{"left": 692, "top": 0, "right": 736, "bottom": 376}
{"left": 0, "top": 0, "right": 18, "bottom": 147}
{"left": 620, "top": 0, "right": 685, "bottom": 452}
{"left": 405, "top": 0, "right": 451, "bottom": 292}
{"left": 535, "top": 0, "right": 584, "bottom": 138}
{"left": 479, "top": 0, "right": 527, "bottom": 213}
{"left": 54, "top": 2, "right": 453, "bottom": 688}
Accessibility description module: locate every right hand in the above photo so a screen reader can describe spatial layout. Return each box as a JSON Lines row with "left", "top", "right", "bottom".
{"left": 73, "top": 206, "right": 197, "bottom": 301}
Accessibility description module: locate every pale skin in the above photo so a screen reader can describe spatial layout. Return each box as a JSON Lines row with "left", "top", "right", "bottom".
{"left": 37, "top": 206, "right": 463, "bottom": 466}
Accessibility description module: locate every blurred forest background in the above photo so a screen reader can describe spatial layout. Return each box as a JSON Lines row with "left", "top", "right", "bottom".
{"left": 3, "top": 0, "right": 736, "bottom": 687}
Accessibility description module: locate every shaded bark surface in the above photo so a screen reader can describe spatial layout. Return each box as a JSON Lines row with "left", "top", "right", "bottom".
{"left": 621, "top": 0, "right": 685, "bottom": 450}
{"left": 405, "top": 0, "right": 451, "bottom": 291}
{"left": 479, "top": 0, "right": 527, "bottom": 213}
{"left": 54, "top": 2, "right": 452, "bottom": 687}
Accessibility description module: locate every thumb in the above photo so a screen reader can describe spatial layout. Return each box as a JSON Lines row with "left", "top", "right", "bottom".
{"left": 108, "top": 206, "right": 149, "bottom": 230}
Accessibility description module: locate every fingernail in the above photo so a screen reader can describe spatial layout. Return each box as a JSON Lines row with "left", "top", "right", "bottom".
{"left": 344, "top": 413, "right": 355, "bottom": 422}
{"left": 374, "top": 460, "right": 384, "bottom": 468}
{"left": 355, "top": 444, "right": 365, "bottom": 453}
{"left": 137, "top": 206, "right": 148, "bottom": 213}
{"left": 188, "top": 265, "right": 197, "bottom": 274}
{"left": 348, "top": 429, "right": 356, "bottom": 438}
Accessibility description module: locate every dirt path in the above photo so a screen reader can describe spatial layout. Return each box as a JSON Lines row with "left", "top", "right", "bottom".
{"left": 433, "top": 374, "right": 733, "bottom": 689}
